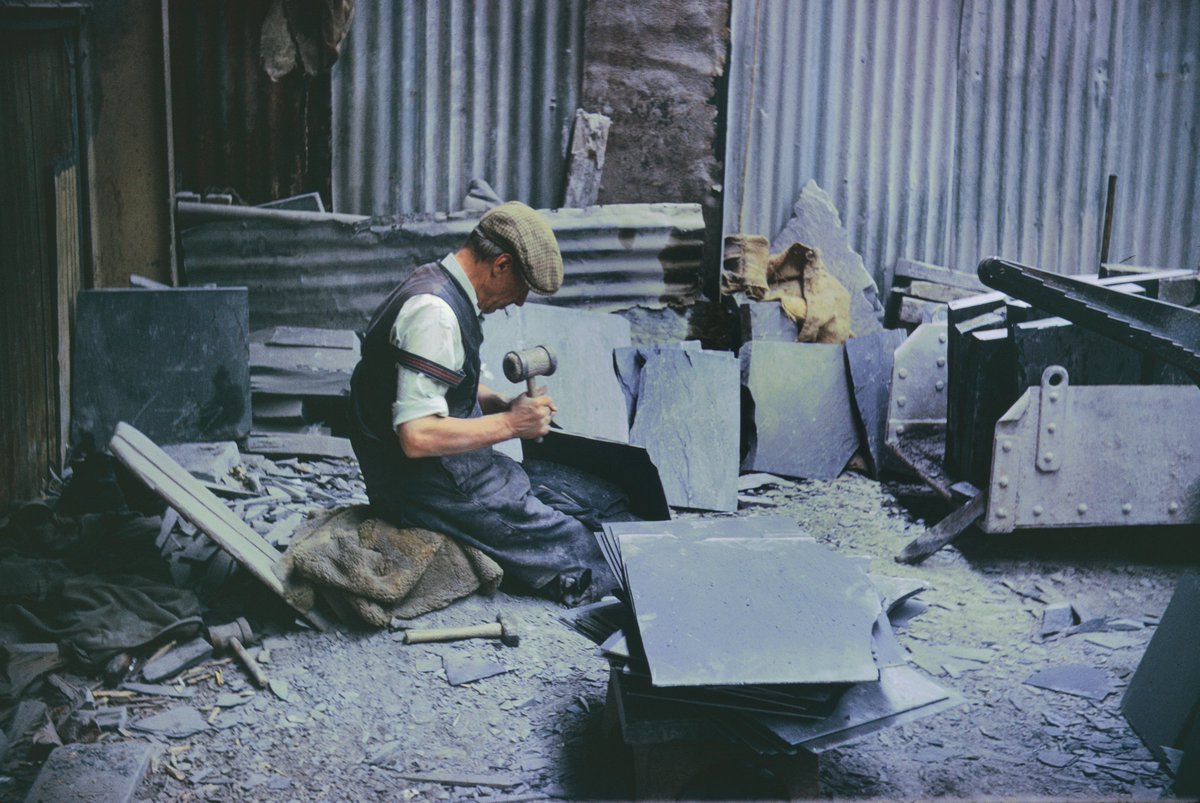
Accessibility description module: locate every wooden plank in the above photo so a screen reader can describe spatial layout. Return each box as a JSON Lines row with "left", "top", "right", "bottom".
{"left": 245, "top": 432, "right": 355, "bottom": 459}
{"left": 108, "top": 422, "right": 328, "bottom": 630}
{"left": 896, "top": 493, "right": 987, "bottom": 565}
{"left": 906, "top": 280, "right": 982, "bottom": 304}
{"left": 894, "top": 258, "right": 989, "bottom": 294}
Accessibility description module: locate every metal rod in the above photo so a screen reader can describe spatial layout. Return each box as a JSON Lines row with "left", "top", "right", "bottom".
{"left": 1099, "top": 174, "right": 1117, "bottom": 277}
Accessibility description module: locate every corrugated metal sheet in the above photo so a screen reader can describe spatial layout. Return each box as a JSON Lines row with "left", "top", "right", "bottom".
{"left": 169, "top": 0, "right": 331, "bottom": 205}
{"left": 332, "top": 0, "right": 585, "bottom": 216}
{"left": 725, "top": 0, "right": 1200, "bottom": 288}
{"left": 180, "top": 204, "right": 705, "bottom": 332}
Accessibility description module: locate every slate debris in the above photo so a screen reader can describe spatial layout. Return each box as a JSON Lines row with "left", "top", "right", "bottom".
{"left": 130, "top": 706, "right": 209, "bottom": 738}
{"left": 1024, "top": 665, "right": 1116, "bottom": 701}
{"left": 23, "top": 741, "right": 156, "bottom": 803}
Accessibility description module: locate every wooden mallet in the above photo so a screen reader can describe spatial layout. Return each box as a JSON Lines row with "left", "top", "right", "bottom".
{"left": 403, "top": 613, "right": 521, "bottom": 647}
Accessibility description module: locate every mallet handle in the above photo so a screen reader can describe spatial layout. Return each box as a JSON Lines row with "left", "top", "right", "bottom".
{"left": 404, "top": 623, "right": 503, "bottom": 644}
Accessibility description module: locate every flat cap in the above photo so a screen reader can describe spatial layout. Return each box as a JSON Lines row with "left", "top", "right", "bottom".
{"left": 477, "top": 201, "right": 563, "bottom": 295}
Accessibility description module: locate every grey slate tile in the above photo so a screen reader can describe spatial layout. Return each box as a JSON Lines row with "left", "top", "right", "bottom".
{"left": 845, "top": 328, "right": 909, "bottom": 476}
{"left": 740, "top": 341, "right": 860, "bottom": 480}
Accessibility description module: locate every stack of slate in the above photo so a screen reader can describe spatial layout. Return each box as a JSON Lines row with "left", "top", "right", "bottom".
{"left": 564, "top": 517, "right": 961, "bottom": 755}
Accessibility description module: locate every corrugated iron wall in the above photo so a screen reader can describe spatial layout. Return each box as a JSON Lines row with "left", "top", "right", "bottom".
{"left": 725, "top": 0, "right": 1200, "bottom": 286}
{"left": 170, "top": 0, "right": 331, "bottom": 205}
{"left": 332, "top": 0, "right": 585, "bottom": 216}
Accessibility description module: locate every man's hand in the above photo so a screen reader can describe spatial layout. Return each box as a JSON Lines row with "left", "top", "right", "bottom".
{"left": 507, "top": 389, "right": 557, "bottom": 439}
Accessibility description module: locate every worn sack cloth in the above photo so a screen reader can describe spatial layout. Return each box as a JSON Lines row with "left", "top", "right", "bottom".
{"left": 278, "top": 506, "right": 503, "bottom": 627}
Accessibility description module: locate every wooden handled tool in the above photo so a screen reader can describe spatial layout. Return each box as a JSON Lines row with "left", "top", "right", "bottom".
{"left": 207, "top": 617, "right": 269, "bottom": 688}
{"left": 403, "top": 613, "right": 520, "bottom": 647}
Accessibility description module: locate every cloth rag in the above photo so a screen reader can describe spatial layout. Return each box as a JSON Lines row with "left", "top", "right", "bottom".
{"left": 279, "top": 506, "right": 503, "bottom": 627}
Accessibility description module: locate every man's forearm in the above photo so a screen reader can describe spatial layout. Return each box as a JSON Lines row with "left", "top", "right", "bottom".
{"left": 397, "top": 413, "right": 516, "bottom": 458}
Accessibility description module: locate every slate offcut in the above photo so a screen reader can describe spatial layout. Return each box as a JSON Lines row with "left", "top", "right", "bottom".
{"left": 615, "top": 344, "right": 740, "bottom": 512}
{"left": 740, "top": 340, "right": 860, "bottom": 480}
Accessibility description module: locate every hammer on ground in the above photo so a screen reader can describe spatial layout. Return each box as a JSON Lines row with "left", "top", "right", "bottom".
{"left": 207, "top": 617, "right": 268, "bottom": 688}
{"left": 403, "top": 613, "right": 521, "bottom": 647}
{"left": 503, "top": 345, "right": 557, "bottom": 442}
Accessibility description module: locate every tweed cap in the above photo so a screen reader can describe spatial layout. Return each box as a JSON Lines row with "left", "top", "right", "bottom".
{"left": 477, "top": 201, "right": 563, "bottom": 295}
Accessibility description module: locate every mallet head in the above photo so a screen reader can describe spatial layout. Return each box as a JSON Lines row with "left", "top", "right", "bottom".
{"left": 502, "top": 345, "right": 557, "bottom": 384}
{"left": 496, "top": 612, "right": 521, "bottom": 647}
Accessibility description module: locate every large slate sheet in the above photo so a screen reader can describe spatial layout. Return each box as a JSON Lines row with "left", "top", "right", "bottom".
{"left": 740, "top": 341, "right": 859, "bottom": 480}
{"left": 618, "top": 347, "right": 740, "bottom": 512}
{"left": 845, "top": 328, "right": 908, "bottom": 476}
{"left": 619, "top": 535, "right": 881, "bottom": 687}
{"left": 72, "top": 288, "right": 250, "bottom": 448}
{"left": 480, "top": 303, "right": 630, "bottom": 459}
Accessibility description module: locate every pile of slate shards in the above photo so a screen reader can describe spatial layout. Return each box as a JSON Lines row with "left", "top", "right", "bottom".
{"left": 564, "top": 517, "right": 963, "bottom": 754}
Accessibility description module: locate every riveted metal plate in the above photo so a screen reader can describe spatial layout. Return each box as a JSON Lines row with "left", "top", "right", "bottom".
{"left": 983, "top": 383, "right": 1200, "bottom": 532}
{"left": 886, "top": 322, "right": 949, "bottom": 444}
{"left": 1035, "top": 366, "right": 1070, "bottom": 473}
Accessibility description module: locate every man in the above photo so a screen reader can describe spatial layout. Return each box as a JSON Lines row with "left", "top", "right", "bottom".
{"left": 349, "top": 201, "right": 615, "bottom": 606}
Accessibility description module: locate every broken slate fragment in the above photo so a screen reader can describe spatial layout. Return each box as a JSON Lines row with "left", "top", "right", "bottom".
{"left": 845, "top": 328, "right": 908, "bottom": 476}
{"left": 1040, "top": 603, "right": 1076, "bottom": 636}
{"left": 23, "top": 741, "right": 155, "bottom": 803}
{"left": 141, "top": 637, "right": 213, "bottom": 683}
{"left": 1024, "top": 665, "right": 1115, "bottom": 701}
{"left": 740, "top": 341, "right": 859, "bottom": 480}
{"left": 770, "top": 180, "right": 884, "bottom": 336}
{"left": 739, "top": 300, "right": 799, "bottom": 343}
{"left": 443, "top": 655, "right": 509, "bottom": 687}
{"left": 160, "top": 441, "right": 241, "bottom": 485}
{"left": 130, "top": 706, "right": 209, "bottom": 738}
{"left": 1036, "top": 749, "right": 1078, "bottom": 768}
{"left": 269, "top": 678, "right": 292, "bottom": 701}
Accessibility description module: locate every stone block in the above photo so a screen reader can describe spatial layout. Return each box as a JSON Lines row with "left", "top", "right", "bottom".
{"left": 740, "top": 341, "right": 859, "bottom": 480}
{"left": 72, "top": 288, "right": 250, "bottom": 448}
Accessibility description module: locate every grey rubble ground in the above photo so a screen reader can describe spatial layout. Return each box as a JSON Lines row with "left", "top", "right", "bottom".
{"left": 13, "top": 472, "right": 1192, "bottom": 802}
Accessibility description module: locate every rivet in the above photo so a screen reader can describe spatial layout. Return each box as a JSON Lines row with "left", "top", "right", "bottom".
{"left": 1002, "top": 441, "right": 1013, "bottom": 453}
{"left": 1168, "top": 502, "right": 1180, "bottom": 514}
{"left": 935, "top": 380, "right": 945, "bottom": 391}
{"left": 938, "top": 334, "right": 947, "bottom": 344}
{"left": 898, "top": 368, "right": 909, "bottom": 380}
{"left": 936, "top": 357, "right": 946, "bottom": 368}
{"left": 1046, "top": 422, "right": 1057, "bottom": 433}
{"left": 1078, "top": 503, "right": 1088, "bottom": 515}
{"left": 895, "top": 425, "right": 906, "bottom": 435}
{"left": 1049, "top": 391, "right": 1059, "bottom": 403}
{"left": 1042, "top": 452, "right": 1055, "bottom": 464}
{"left": 998, "top": 476, "right": 1009, "bottom": 489}
{"left": 1032, "top": 505, "right": 1044, "bottom": 517}
{"left": 897, "top": 397, "right": 907, "bottom": 408}
{"left": 996, "top": 507, "right": 1008, "bottom": 519}
{"left": 1122, "top": 503, "right": 1133, "bottom": 514}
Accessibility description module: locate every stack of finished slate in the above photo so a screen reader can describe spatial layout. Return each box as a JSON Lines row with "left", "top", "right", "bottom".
{"left": 564, "top": 517, "right": 962, "bottom": 755}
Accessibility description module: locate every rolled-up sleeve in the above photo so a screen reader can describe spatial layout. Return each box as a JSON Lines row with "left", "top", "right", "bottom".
{"left": 389, "top": 295, "right": 465, "bottom": 429}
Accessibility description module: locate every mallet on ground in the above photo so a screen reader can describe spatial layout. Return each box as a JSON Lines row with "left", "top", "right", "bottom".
{"left": 403, "top": 613, "right": 521, "bottom": 647}
{"left": 207, "top": 616, "right": 269, "bottom": 688}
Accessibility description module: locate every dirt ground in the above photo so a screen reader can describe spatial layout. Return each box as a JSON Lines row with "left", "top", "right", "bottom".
{"left": 6, "top": 469, "right": 1197, "bottom": 802}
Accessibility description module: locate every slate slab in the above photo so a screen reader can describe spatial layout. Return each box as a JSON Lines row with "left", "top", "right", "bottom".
{"left": 1024, "top": 665, "right": 1115, "bottom": 700}
{"left": 1122, "top": 573, "right": 1200, "bottom": 764}
{"left": 480, "top": 302, "right": 631, "bottom": 460}
{"left": 1012, "top": 317, "right": 1143, "bottom": 390}
{"left": 141, "top": 637, "right": 212, "bottom": 683}
{"left": 740, "top": 341, "right": 859, "bottom": 480}
{"left": 71, "top": 288, "right": 250, "bottom": 448}
{"left": 739, "top": 300, "right": 798, "bottom": 343}
{"left": 130, "top": 706, "right": 208, "bottom": 738}
{"left": 845, "top": 328, "right": 908, "bottom": 476}
{"left": 770, "top": 180, "right": 884, "bottom": 336}
{"left": 160, "top": 442, "right": 241, "bottom": 485}
{"left": 620, "top": 535, "right": 880, "bottom": 687}
{"left": 624, "top": 348, "right": 739, "bottom": 512}
{"left": 23, "top": 741, "right": 155, "bottom": 803}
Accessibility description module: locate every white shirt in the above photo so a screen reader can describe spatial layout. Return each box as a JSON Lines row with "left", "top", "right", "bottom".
{"left": 390, "top": 254, "right": 484, "bottom": 430}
